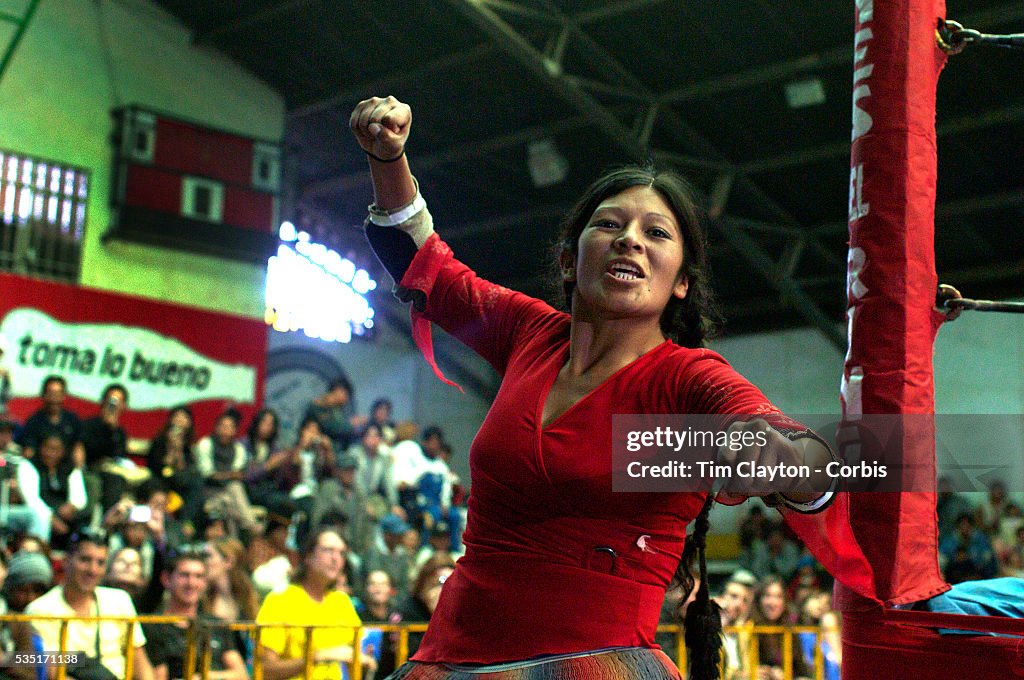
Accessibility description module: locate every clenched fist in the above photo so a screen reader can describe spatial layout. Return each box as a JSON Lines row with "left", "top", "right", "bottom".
{"left": 349, "top": 96, "right": 411, "bottom": 161}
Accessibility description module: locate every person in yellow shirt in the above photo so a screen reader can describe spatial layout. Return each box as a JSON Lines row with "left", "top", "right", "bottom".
{"left": 257, "top": 526, "right": 377, "bottom": 679}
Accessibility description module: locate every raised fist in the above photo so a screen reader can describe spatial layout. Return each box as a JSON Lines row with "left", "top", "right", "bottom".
{"left": 349, "top": 96, "right": 411, "bottom": 161}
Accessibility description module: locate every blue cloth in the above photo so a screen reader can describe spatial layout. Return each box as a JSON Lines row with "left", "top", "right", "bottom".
{"left": 926, "top": 578, "right": 1024, "bottom": 635}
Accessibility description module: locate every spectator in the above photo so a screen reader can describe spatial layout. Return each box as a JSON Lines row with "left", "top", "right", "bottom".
{"left": 25, "top": 528, "right": 156, "bottom": 679}
{"left": 996, "top": 503, "right": 1024, "bottom": 557}
{"left": 752, "top": 574, "right": 811, "bottom": 680}
{"left": 253, "top": 416, "right": 335, "bottom": 545}
{"left": 27, "top": 433, "right": 89, "bottom": 547}
{"left": 256, "top": 527, "right": 375, "bottom": 679}
{"left": 105, "top": 500, "right": 161, "bottom": 586}
{"left": 312, "top": 453, "right": 369, "bottom": 554}
{"left": 104, "top": 546, "right": 146, "bottom": 604}
{"left": 797, "top": 590, "right": 840, "bottom": 680}
{"left": 788, "top": 553, "right": 822, "bottom": 604}
{"left": 738, "top": 505, "right": 771, "bottom": 550}
{"left": 1000, "top": 527, "right": 1024, "bottom": 578}
{"left": 195, "top": 413, "right": 262, "bottom": 538}
{"left": 146, "top": 406, "right": 203, "bottom": 531}
{"left": 9, "top": 535, "right": 48, "bottom": 558}
{"left": 368, "top": 397, "right": 396, "bottom": 445}
{"left": 355, "top": 569, "right": 401, "bottom": 677}
{"left": 715, "top": 570, "right": 755, "bottom": 680}
{"left": 394, "top": 555, "right": 457, "bottom": 657}
{"left": 242, "top": 409, "right": 288, "bottom": 537}
{"left": 245, "top": 408, "right": 280, "bottom": 466}
{"left": 389, "top": 422, "right": 428, "bottom": 525}
{"left": 76, "top": 383, "right": 132, "bottom": 511}
{"left": 16, "top": 375, "right": 81, "bottom": 459}
{"left": 364, "top": 514, "right": 414, "bottom": 595}
{"left": 348, "top": 422, "right": 395, "bottom": 508}
{"left": 304, "top": 378, "right": 366, "bottom": 453}
{"left": 103, "top": 483, "right": 184, "bottom": 577}
{"left": 143, "top": 550, "right": 247, "bottom": 680}
{"left": 0, "top": 551, "right": 50, "bottom": 680}
{"left": 249, "top": 517, "right": 298, "bottom": 598}
{"left": 740, "top": 526, "right": 801, "bottom": 582}
{"left": 137, "top": 479, "right": 187, "bottom": 550}
{"left": 245, "top": 426, "right": 300, "bottom": 526}
{"left": 1, "top": 420, "right": 58, "bottom": 541}
{"left": 936, "top": 476, "right": 973, "bottom": 541}
{"left": 203, "top": 538, "right": 259, "bottom": 624}
{"left": 2, "top": 550, "right": 53, "bottom": 613}
{"left": 975, "top": 479, "right": 1009, "bottom": 535}
{"left": 200, "top": 512, "right": 229, "bottom": 542}
{"left": 940, "top": 513, "right": 998, "bottom": 581}
{"left": 416, "top": 426, "right": 453, "bottom": 539}
{"left": 411, "top": 521, "right": 463, "bottom": 581}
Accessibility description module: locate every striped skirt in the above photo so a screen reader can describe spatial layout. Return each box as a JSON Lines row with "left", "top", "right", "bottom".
{"left": 384, "top": 647, "right": 682, "bottom": 680}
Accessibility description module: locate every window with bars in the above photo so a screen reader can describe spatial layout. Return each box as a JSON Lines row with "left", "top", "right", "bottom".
{"left": 0, "top": 149, "right": 89, "bottom": 282}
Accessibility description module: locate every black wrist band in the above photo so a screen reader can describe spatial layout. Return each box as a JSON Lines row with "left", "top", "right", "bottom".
{"left": 366, "top": 149, "right": 405, "bottom": 163}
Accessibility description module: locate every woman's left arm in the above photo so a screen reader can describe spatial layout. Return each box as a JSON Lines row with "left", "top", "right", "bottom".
{"left": 678, "top": 352, "right": 836, "bottom": 512}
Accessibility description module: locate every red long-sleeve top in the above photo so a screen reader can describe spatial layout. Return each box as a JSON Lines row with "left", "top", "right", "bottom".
{"left": 401, "top": 235, "right": 795, "bottom": 663}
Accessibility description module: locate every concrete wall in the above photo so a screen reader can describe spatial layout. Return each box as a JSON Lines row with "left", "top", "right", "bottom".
{"left": 0, "top": 0, "right": 284, "bottom": 318}
{"left": 267, "top": 318, "right": 496, "bottom": 486}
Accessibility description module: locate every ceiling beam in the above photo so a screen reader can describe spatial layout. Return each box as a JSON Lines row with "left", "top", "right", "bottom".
{"left": 446, "top": 0, "right": 845, "bottom": 350}
{"left": 0, "top": 0, "right": 40, "bottom": 85}
{"left": 528, "top": 1, "right": 844, "bottom": 270}
{"left": 573, "top": 0, "right": 673, "bottom": 25}
{"left": 659, "top": 2, "right": 1024, "bottom": 104}
{"left": 743, "top": 103, "right": 1024, "bottom": 175}
{"left": 192, "top": 0, "right": 318, "bottom": 44}
{"left": 301, "top": 115, "right": 592, "bottom": 199}
{"left": 288, "top": 43, "right": 497, "bottom": 119}
{"left": 443, "top": 204, "right": 571, "bottom": 241}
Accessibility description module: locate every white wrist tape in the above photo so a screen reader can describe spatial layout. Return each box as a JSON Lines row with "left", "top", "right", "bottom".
{"left": 368, "top": 191, "right": 427, "bottom": 227}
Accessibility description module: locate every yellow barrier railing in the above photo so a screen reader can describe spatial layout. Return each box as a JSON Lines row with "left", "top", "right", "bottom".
{"left": 658, "top": 622, "right": 831, "bottom": 680}
{"left": 2, "top": 614, "right": 830, "bottom": 680}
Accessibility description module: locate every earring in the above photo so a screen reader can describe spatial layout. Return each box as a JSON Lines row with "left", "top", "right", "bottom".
{"left": 563, "top": 268, "right": 575, "bottom": 281}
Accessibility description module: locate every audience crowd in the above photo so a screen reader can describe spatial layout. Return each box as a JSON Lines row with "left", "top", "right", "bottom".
{"left": 0, "top": 375, "right": 464, "bottom": 679}
{"left": 0, "top": 373, "right": 1019, "bottom": 679}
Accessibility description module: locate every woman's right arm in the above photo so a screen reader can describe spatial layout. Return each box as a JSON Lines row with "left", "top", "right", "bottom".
{"left": 350, "top": 97, "right": 559, "bottom": 373}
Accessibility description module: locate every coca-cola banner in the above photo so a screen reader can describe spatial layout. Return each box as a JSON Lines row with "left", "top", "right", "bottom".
{"left": 0, "top": 271, "right": 265, "bottom": 437}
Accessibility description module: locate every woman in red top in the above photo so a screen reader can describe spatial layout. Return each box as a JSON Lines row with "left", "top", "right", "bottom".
{"left": 350, "top": 96, "right": 833, "bottom": 680}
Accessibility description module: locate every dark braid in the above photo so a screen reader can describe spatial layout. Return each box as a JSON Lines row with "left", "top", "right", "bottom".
{"left": 675, "top": 495, "right": 723, "bottom": 680}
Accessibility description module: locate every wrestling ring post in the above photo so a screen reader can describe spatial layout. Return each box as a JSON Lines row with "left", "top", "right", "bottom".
{"left": 831, "top": 3, "right": 1024, "bottom": 678}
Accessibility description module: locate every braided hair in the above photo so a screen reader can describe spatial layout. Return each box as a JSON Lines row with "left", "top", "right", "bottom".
{"left": 675, "top": 495, "right": 723, "bottom": 680}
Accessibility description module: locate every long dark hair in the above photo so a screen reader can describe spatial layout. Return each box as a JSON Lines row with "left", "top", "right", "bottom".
{"left": 555, "top": 164, "right": 720, "bottom": 348}
{"left": 147, "top": 405, "right": 195, "bottom": 470}
{"left": 246, "top": 408, "right": 280, "bottom": 450}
